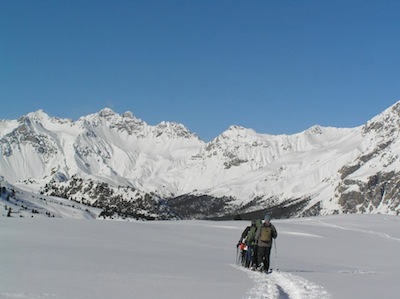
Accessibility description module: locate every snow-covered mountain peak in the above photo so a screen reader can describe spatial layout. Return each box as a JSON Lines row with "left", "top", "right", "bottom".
{"left": 217, "top": 125, "right": 258, "bottom": 141}
{"left": 83, "top": 108, "right": 124, "bottom": 124}
{"left": 121, "top": 111, "right": 136, "bottom": 119}
{"left": 296, "top": 125, "right": 357, "bottom": 148}
{"left": 363, "top": 100, "right": 400, "bottom": 136}
{"left": 2, "top": 102, "right": 400, "bottom": 220}
{"left": 96, "top": 108, "right": 143, "bottom": 124}
{"left": 98, "top": 107, "right": 116, "bottom": 117}
{"left": 227, "top": 125, "right": 253, "bottom": 134}
{"left": 305, "top": 125, "right": 323, "bottom": 135}
{"left": 22, "top": 110, "right": 74, "bottom": 129}
{"left": 24, "top": 109, "right": 50, "bottom": 121}
{"left": 76, "top": 108, "right": 147, "bottom": 137}
{"left": 154, "top": 121, "right": 199, "bottom": 140}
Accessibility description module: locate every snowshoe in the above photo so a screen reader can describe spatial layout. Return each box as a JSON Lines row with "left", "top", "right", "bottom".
{"left": 256, "top": 263, "right": 264, "bottom": 272}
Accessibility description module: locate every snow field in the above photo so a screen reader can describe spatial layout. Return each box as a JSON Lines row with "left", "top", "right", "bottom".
{"left": 1, "top": 214, "right": 400, "bottom": 299}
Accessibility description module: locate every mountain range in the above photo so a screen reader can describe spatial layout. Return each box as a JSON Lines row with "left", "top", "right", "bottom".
{"left": 1, "top": 102, "right": 400, "bottom": 220}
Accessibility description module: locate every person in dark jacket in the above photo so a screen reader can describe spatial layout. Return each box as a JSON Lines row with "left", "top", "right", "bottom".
{"left": 255, "top": 214, "right": 277, "bottom": 273}
{"left": 237, "top": 220, "right": 256, "bottom": 267}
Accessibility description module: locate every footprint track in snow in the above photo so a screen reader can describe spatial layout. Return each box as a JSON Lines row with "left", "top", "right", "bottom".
{"left": 236, "top": 266, "right": 331, "bottom": 299}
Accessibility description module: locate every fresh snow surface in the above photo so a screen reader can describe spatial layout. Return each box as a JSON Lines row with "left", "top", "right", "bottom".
{"left": 1, "top": 214, "right": 400, "bottom": 299}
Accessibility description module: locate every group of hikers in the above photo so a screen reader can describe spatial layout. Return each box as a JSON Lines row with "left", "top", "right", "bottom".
{"left": 236, "top": 213, "right": 278, "bottom": 273}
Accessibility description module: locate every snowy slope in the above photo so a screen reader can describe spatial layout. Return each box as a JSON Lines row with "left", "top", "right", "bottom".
{"left": 0, "top": 179, "right": 101, "bottom": 219}
{"left": 1, "top": 214, "right": 399, "bottom": 299}
{"left": 1, "top": 102, "right": 400, "bottom": 219}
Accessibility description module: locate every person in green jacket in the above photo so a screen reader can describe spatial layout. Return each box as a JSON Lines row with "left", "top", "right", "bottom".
{"left": 243, "top": 220, "right": 256, "bottom": 268}
{"left": 237, "top": 219, "right": 262, "bottom": 268}
{"left": 245, "top": 219, "right": 262, "bottom": 268}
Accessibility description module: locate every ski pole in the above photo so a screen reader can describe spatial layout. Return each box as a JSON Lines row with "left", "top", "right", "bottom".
{"left": 274, "top": 240, "right": 279, "bottom": 271}
{"left": 236, "top": 246, "right": 240, "bottom": 265}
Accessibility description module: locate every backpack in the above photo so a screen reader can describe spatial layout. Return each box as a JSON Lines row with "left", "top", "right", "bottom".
{"left": 245, "top": 226, "right": 257, "bottom": 244}
{"left": 259, "top": 226, "right": 272, "bottom": 242}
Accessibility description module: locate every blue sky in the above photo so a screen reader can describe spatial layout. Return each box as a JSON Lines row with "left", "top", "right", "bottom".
{"left": 1, "top": 0, "right": 400, "bottom": 141}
